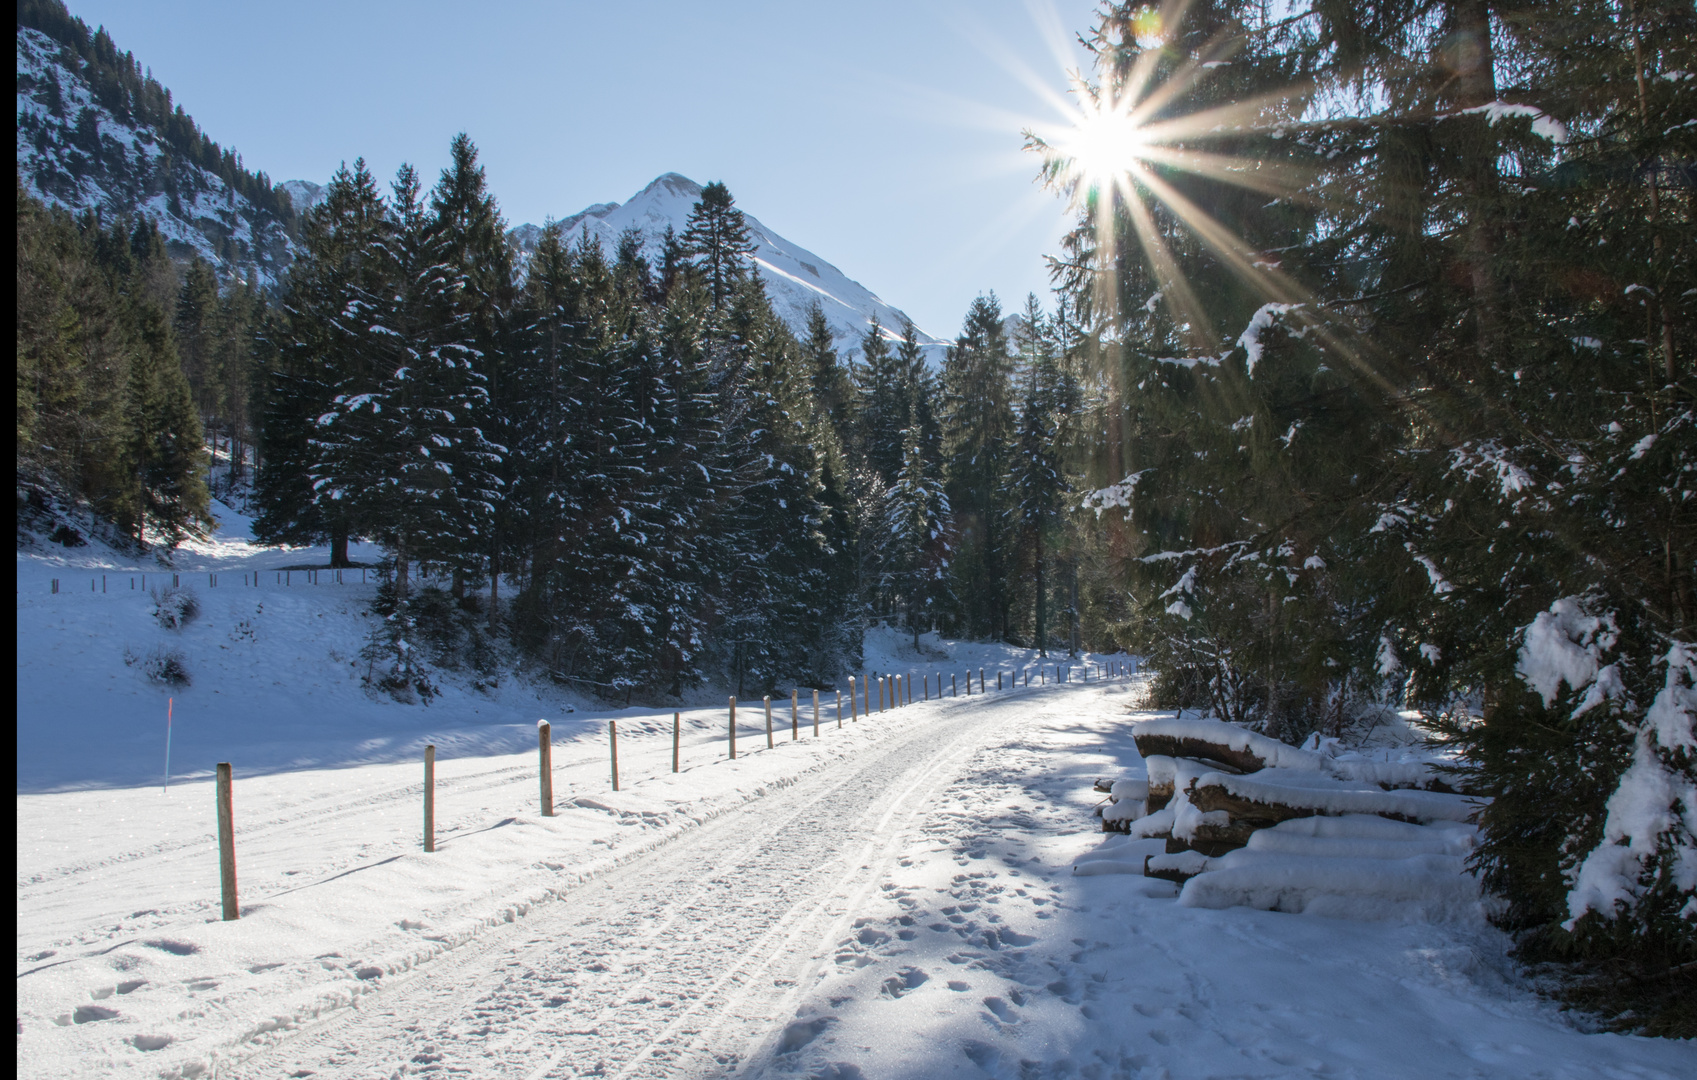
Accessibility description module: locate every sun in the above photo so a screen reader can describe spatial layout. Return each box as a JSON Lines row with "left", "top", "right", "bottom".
{"left": 1052, "top": 97, "right": 1149, "bottom": 199}
{"left": 1024, "top": 2, "right": 1317, "bottom": 344}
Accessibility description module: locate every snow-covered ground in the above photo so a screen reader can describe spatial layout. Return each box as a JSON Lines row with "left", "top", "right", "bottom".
{"left": 18, "top": 505, "right": 1692, "bottom": 1078}
{"left": 18, "top": 496, "right": 1074, "bottom": 794}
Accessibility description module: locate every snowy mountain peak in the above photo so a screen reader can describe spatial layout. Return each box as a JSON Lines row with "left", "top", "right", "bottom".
{"left": 508, "top": 173, "right": 945, "bottom": 360}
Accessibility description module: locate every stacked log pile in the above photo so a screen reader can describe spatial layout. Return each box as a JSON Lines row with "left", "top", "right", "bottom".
{"left": 1093, "top": 718, "right": 1486, "bottom": 914}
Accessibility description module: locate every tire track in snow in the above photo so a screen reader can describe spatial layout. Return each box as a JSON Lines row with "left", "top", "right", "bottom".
{"left": 223, "top": 688, "right": 1051, "bottom": 1079}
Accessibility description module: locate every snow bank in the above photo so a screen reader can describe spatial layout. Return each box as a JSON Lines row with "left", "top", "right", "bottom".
{"left": 1180, "top": 850, "right": 1484, "bottom": 922}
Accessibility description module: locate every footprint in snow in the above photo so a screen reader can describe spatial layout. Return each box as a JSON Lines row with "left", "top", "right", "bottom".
{"left": 880, "top": 967, "right": 928, "bottom": 998}
{"left": 776, "top": 1016, "right": 833, "bottom": 1054}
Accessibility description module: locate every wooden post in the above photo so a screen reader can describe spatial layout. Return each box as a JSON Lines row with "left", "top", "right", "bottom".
{"left": 864, "top": 674, "right": 870, "bottom": 716}
{"left": 765, "top": 695, "right": 774, "bottom": 749}
{"left": 878, "top": 677, "right": 884, "bottom": 713}
{"left": 610, "top": 721, "right": 620, "bottom": 791}
{"left": 952, "top": 674, "right": 957, "bottom": 697}
{"left": 979, "top": 668, "right": 985, "bottom": 693}
{"left": 791, "top": 689, "right": 799, "bottom": 739}
{"left": 813, "top": 689, "right": 820, "bottom": 736}
{"left": 216, "top": 763, "right": 238, "bottom": 921}
{"left": 836, "top": 689, "right": 842, "bottom": 728}
{"left": 729, "top": 697, "right": 738, "bottom": 759}
{"left": 966, "top": 671, "right": 971, "bottom": 696}
{"left": 849, "top": 677, "right": 858, "bottom": 721}
{"left": 673, "top": 712, "right": 681, "bottom": 773}
{"left": 424, "top": 745, "right": 436, "bottom": 852}
{"left": 539, "top": 721, "right": 554, "bottom": 816}
{"left": 998, "top": 671, "right": 1003, "bottom": 691}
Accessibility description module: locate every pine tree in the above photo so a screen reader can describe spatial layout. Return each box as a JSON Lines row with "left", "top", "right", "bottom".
{"left": 681, "top": 181, "right": 754, "bottom": 310}
{"left": 1008, "top": 296, "right": 1065, "bottom": 655}
{"left": 884, "top": 407, "right": 952, "bottom": 648}
{"left": 940, "top": 293, "right": 1017, "bottom": 639}
{"left": 429, "top": 133, "right": 514, "bottom": 614}
{"left": 253, "top": 160, "right": 388, "bottom": 565}
{"left": 802, "top": 301, "right": 854, "bottom": 440}
{"left": 854, "top": 316, "right": 909, "bottom": 486}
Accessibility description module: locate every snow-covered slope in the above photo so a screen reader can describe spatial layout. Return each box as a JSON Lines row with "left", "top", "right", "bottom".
{"left": 510, "top": 173, "right": 947, "bottom": 362}
{"left": 14, "top": 27, "right": 297, "bottom": 289}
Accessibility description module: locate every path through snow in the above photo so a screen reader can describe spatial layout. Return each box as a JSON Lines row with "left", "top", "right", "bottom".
{"left": 18, "top": 680, "right": 1691, "bottom": 1079}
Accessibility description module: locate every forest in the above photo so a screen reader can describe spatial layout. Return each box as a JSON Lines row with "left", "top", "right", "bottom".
{"left": 13, "top": 0, "right": 1693, "bottom": 1026}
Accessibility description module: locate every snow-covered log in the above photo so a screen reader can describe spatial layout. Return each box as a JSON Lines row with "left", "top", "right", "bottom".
{"left": 1187, "top": 770, "right": 1483, "bottom": 826}
{"left": 1144, "top": 850, "right": 1211, "bottom": 884}
{"left": 1132, "top": 718, "right": 1328, "bottom": 774}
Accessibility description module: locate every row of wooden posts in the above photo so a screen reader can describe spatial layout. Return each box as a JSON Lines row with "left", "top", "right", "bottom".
{"left": 209, "top": 659, "right": 1136, "bottom": 920}
{"left": 48, "top": 568, "right": 368, "bottom": 594}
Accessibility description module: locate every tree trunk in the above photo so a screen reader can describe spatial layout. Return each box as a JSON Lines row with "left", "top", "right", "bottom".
{"left": 1035, "top": 526, "right": 1047, "bottom": 658}
{"left": 330, "top": 528, "right": 350, "bottom": 569}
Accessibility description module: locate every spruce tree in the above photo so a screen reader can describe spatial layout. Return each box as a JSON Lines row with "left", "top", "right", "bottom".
{"left": 854, "top": 316, "right": 907, "bottom": 487}
{"left": 681, "top": 181, "right": 754, "bottom": 310}
{"left": 940, "top": 293, "right": 1017, "bottom": 639}
{"left": 253, "top": 160, "right": 389, "bottom": 565}
{"left": 429, "top": 133, "right": 514, "bottom": 614}
{"left": 803, "top": 300, "right": 854, "bottom": 440}
{"left": 884, "top": 407, "right": 952, "bottom": 648}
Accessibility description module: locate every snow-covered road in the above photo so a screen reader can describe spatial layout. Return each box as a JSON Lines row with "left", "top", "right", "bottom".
{"left": 20, "top": 677, "right": 1691, "bottom": 1078}
{"left": 231, "top": 675, "right": 1020, "bottom": 1079}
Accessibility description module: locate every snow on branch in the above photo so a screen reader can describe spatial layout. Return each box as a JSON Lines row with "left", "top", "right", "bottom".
{"left": 1455, "top": 102, "right": 1569, "bottom": 144}
{"left": 1081, "top": 470, "right": 1149, "bottom": 518}
{"left": 1236, "top": 303, "right": 1301, "bottom": 377}
{"left": 1565, "top": 642, "right": 1697, "bottom": 928}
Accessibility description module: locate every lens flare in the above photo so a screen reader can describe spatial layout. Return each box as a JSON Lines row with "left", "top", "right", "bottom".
{"left": 1024, "top": 0, "right": 1322, "bottom": 350}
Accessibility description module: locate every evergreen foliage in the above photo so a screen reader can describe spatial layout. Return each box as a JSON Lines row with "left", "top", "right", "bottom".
{"left": 1037, "top": 0, "right": 1695, "bottom": 1015}
{"left": 940, "top": 293, "right": 1018, "bottom": 640}
{"left": 17, "top": 182, "right": 210, "bottom": 546}
{"left": 682, "top": 181, "right": 754, "bottom": 310}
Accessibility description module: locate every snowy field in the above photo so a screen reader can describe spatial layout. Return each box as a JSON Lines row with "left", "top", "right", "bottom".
{"left": 17, "top": 505, "right": 1694, "bottom": 1078}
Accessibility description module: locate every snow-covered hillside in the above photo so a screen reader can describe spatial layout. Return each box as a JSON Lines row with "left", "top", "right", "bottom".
{"left": 14, "top": 27, "right": 297, "bottom": 289}
{"left": 508, "top": 173, "right": 949, "bottom": 363}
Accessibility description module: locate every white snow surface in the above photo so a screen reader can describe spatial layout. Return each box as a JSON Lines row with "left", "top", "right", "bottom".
{"left": 18, "top": 509, "right": 1690, "bottom": 1077}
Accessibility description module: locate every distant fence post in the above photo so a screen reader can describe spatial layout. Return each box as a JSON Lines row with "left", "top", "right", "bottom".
{"left": 952, "top": 674, "right": 957, "bottom": 697}
{"left": 849, "top": 677, "right": 858, "bottom": 721}
{"left": 216, "top": 763, "right": 238, "bottom": 921}
{"left": 765, "top": 695, "right": 774, "bottom": 749}
{"left": 538, "top": 721, "right": 554, "bottom": 816}
{"left": 998, "top": 671, "right": 1003, "bottom": 691}
{"left": 729, "top": 697, "right": 738, "bottom": 759}
{"left": 673, "top": 712, "right": 681, "bottom": 773}
{"left": 610, "top": 720, "right": 620, "bottom": 792}
{"left": 836, "top": 689, "right": 842, "bottom": 729}
{"left": 424, "top": 745, "right": 436, "bottom": 852}
{"left": 791, "top": 689, "right": 799, "bottom": 739}
{"left": 813, "top": 689, "right": 820, "bottom": 736}
{"left": 51, "top": 579, "right": 58, "bottom": 594}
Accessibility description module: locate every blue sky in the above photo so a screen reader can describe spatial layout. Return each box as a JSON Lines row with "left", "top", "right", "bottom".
{"left": 68, "top": 0, "right": 1100, "bottom": 338}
